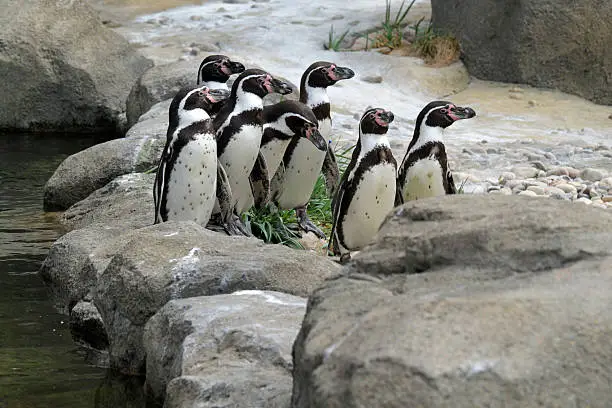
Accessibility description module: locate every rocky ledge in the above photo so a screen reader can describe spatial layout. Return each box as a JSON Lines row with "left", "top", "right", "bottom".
{"left": 40, "top": 163, "right": 612, "bottom": 406}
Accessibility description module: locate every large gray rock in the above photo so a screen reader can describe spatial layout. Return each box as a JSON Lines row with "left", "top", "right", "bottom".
{"left": 144, "top": 291, "right": 306, "bottom": 406}
{"left": 61, "top": 172, "right": 155, "bottom": 231}
{"left": 0, "top": 0, "right": 152, "bottom": 134}
{"left": 292, "top": 195, "right": 612, "bottom": 408}
{"left": 43, "top": 104, "right": 167, "bottom": 211}
{"left": 431, "top": 0, "right": 612, "bottom": 105}
{"left": 94, "top": 221, "right": 340, "bottom": 374}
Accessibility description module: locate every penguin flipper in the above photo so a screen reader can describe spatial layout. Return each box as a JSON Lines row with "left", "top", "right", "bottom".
{"left": 394, "top": 180, "right": 404, "bottom": 207}
{"left": 269, "top": 161, "right": 285, "bottom": 204}
{"left": 153, "top": 145, "right": 172, "bottom": 224}
{"left": 322, "top": 147, "right": 340, "bottom": 197}
{"left": 216, "top": 162, "right": 233, "bottom": 223}
{"left": 249, "top": 151, "right": 270, "bottom": 209}
{"left": 447, "top": 170, "right": 457, "bottom": 195}
{"left": 329, "top": 178, "right": 346, "bottom": 256}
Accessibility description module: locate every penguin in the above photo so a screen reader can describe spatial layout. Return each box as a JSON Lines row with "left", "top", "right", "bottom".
{"left": 396, "top": 101, "right": 476, "bottom": 205}
{"left": 210, "top": 68, "right": 292, "bottom": 235}
{"left": 197, "top": 54, "right": 245, "bottom": 90}
{"left": 270, "top": 61, "right": 355, "bottom": 238}
{"left": 330, "top": 108, "right": 397, "bottom": 264}
{"left": 153, "top": 85, "right": 233, "bottom": 227}
{"left": 249, "top": 100, "right": 327, "bottom": 209}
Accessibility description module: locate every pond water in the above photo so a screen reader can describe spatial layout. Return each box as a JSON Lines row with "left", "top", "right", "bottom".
{"left": 0, "top": 133, "right": 145, "bottom": 408}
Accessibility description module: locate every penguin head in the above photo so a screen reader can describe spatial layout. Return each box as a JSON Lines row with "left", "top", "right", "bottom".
{"left": 301, "top": 61, "right": 355, "bottom": 89}
{"left": 197, "top": 55, "right": 246, "bottom": 84}
{"left": 233, "top": 69, "right": 293, "bottom": 98}
{"left": 264, "top": 101, "right": 328, "bottom": 151}
{"left": 418, "top": 101, "right": 476, "bottom": 129}
{"left": 172, "top": 85, "right": 230, "bottom": 126}
{"left": 360, "top": 107, "right": 395, "bottom": 135}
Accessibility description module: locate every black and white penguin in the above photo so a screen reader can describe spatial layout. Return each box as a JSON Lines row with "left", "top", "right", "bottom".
{"left": 396, "top": 101, "right": 476, "bottom": 205}
{"left": 330, "top": 108, "right": 397, "bottom": 264}
{"left": 249, "top": 100, "right": 327, "bottom": 208}
{"left": 153, "top": 85, "right": 232, "bottom": 226}
{"left": 211, "top": 68, "right": 292, "bottom": 234}
{"left": 196, "top": 54, "right": 245, "bottom": 90}
{"left": 270, "top": 61, "right": 355, "bottom": 238}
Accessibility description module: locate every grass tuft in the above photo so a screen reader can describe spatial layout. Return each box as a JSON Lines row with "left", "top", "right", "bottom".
{"left": 325, "top": 25, "right": 351, "bottom": 51}
{"left": 375, "top": 0, "right": 416, "bottom": 48}
{"left": 411, "top": 19, "right": 460, "bottom": 66}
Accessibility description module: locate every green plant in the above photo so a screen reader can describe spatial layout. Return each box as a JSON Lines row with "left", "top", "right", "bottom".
{"left": 378, "top": 0, "right": 416, "bottom": 48}
{"left": 325, "top": 25, "right": 350, "bottom": 51}
{"left": 411, "top": 19, "right": 460, "bottom": 66}
{"left": 456, "top": 176, "right": 469, "bottom": 194}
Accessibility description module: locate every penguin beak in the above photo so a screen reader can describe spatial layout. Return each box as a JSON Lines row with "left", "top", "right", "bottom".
{"left": 206, "top": 88, "right": 230, "bottom": 103}
{"left": 302, "top": 126, "right": 327, "bottom": 151}
{"left": 228, "top": 60, "right": 245, "bottom": 74}
{"left": 333, "top": 66, "right": 355, "bottom": 80}
{"left": 267, "top": 77, "right": 293, "bottom": 95}
{"left": 448, "top": 105, "right": 476, "bottom": 121}
{"left": 379, "top": 110, "right": 394, "bottom": 125}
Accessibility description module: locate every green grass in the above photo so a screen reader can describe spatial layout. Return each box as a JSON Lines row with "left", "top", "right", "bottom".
{"left": 378, "top": 0, "right": 416, "bottom": 48}
{"left": 325, "top": 25, "right": 351, "bottom": 51}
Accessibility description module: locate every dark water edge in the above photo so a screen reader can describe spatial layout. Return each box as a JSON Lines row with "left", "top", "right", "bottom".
{"left": 0, "top": 132, "right": 145, "bottom": 408}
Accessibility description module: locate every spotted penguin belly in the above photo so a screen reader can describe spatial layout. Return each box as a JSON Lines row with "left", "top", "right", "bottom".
{"left": 276, "top": 139, "right": 326, "bottom": 210}
{"left": 341, "top": 164, "right": 396, "bottom": 251}
{"left": 402, "top": 158, "right": 446, "bottom": 202}
{"left": 164, "top": 135, "right": 217, "bottom": 225}
{"left": 218, "top": 124, "right": 262, "bottom": 214}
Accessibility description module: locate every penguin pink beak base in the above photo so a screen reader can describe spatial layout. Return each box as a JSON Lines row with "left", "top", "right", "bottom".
{"left": 262, "top": 75, "right": 293, "bottom": 95}
{"left": 204, "top": 87, "right": 230, "bottom": 103}
{"left": 444, "top": 105, "right": 476, "bottom": 122}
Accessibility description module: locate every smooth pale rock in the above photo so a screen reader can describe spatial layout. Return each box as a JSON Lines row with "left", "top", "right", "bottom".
{"left": 511, "top": 166, "right": 539, "bottom": 179}
{"left": 144, "top": 291, "right": 306, "bottom": 405}
{"left": 500, "top": 187, "right": 512, "bottom": 195}
{"left": 43, "top": 104, "right": 166, "bottom": 211}
{"left": 544, "top": 186, "right": 566, "bottom": 197}
{"left": 556, "top": 183, "right": 578, "bottom": 194}
{"left": 600, "top": 177, "right": 612, "bottom": 189}
{"left": 603, "top": 196, "right": 612, "bottom": 203}
{"left": 575, "top": 197, "right": 593, "bottom": 205}
{"left": 518, "top": 190, "right": 538, "bottom": 197}
{"left": 581, "top": 168, "right": 607, "bottom": 182}
{"left": 0, "top": 0, "right": 152, "bottom": 134}
{"left": 292, "top": 195, "right": 612, "bottom": 408}
{"left": 526, "top": 186, "right": 545, "bottom": 196}
{"left": 499, "top": 172, "right": 516, "bottom": 182}
{"left": 61, "top": 172, "right": 155, "bottom": 231}
{"left": 94, "top": 221, "right": 340, "bottom": 374}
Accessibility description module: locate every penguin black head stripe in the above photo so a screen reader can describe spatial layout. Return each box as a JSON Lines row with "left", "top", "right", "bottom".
{"left": 230, "top": 69, "right": 293, "bottom": 99}
{"left": 168, "top": 85, "right": 230, "bottom": 137}
{"left": 263, "top": 100, "right": 327, "bottom": 151}
{"left": 360, "top": 108, "right": 395, "bottom": 135}
{"left": 299, "top": 61, "right": 355, "bottom": 103}
{"left": 197, "top": 55, "right": 245, "bottom": 85}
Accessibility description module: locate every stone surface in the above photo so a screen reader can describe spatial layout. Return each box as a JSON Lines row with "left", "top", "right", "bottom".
{"left": 144, "top": 291, "right": 306, "bottom": 406}
{"left": 93, "top": 221, "right": 340, "bottom": 374}
{"left": 69, "top": 300, "right": 109, "bottom": 351}
{"left": 43, "top": 105, "right": 167, "bottom": 211}
{"left": 0, "top": 0, "right": 152, "bottom": 134}
{"left": 61, "top": 172, "right": 155, "bottom": 231}
{"left": 431, "top": 0, "right": 612, "bottom": 105}
{"left": 292, "top": 195, "right": 612, "bottom": 408}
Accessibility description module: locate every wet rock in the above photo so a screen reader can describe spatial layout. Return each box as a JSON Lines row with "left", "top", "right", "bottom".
{"left": 69, "top": 301, "right": 109, "bottom": 351}
{"left": 0, "top": 0, "right": 152, "bottom": 134}
{"left": 292, "top": 195, "right": 612, "bottom": 408}
{"left": 581, "top": 168, "right": 607, "bottom": 182}
{"left": 431, "top": 0, "right": 612, "bottom": 105}
{"left": 94, "top": 221, "right": 340, "bottom": 374}
{"left": 144, "top": 291, "right": 306, "bottom": 405}
{"left": 43, "top": 102, "right": 167, "bottom": 211}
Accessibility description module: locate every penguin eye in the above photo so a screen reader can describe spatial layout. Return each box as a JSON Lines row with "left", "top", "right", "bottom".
{"left": 439, "top": 108, "right": 447, "bottom": 114}
{"left": 329, "top": 65, "right": 336, "bottom": 72}
{"left": 198, "top": 90, "right": 206, "bottom": 97}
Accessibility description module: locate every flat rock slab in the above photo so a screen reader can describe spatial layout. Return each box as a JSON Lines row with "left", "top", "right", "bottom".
{"left": 292, "top": 195, "right": 612, "bottom": 408}
{"left": 144, "top": 291, "right": 306, "bottom": 406}
{"left": 93, "top": 221, "right": 340, "bottom": 374}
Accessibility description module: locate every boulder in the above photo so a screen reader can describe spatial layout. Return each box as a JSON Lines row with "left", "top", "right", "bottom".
{"left": 93, "top": 221, "right": 340, "bottom": 374}
{"left": 43, "top": 103, "right": 167, "bottom": 211}
{"left": 0, "top": 0, "right": 152, "bottom": 134}
{"left": 431, "top": 0, "right": 612, "bottom": 105}
{"left": 61, "top": 172, "right": 155, "bottom": 231}
{"left": 69, "top": 300, "right": 109, "bottom": 351}
{"left": 292, "top": 195, "right": 612, "bottom": 408}
{"left": 144, "top": 291, "right": 306, "bottom": 406}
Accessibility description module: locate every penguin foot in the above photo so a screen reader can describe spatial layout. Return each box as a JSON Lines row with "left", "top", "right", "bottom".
{"left": 339, "top": 253, "right": 352, "bottom": 264}
{"left": 223, "top": 215, "right": 252, "bottom": 237}
{"left": 296, "top": 207, "right": 326, "bottom": 239}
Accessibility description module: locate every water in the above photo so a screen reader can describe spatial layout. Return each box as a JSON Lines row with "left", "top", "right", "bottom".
{"left": 0, "top": 133, "right": 145, "bottom": 408}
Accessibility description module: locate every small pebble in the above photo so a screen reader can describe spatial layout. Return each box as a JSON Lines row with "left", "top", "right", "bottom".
{"left": 509, "top": 93, "right": 523, "bottom": 100}
{"left": 500, "top": 187, "right": 512, "bottom": 195}
{"left": 500, "top": 172, "right": 516, "bottom": 182}
{"left": 361, "top": 75, "right": 383, "bottom": 84}
{"left": 511, "top": 166, "right": 539, "bottom": 179}
{"left": 531, "top": 161, "right": 546, "bottom": 171}
{"left": 527, "top": 100, "right": 537, "bottom": 107}
{"left": 598, "top": 177, "right": 612, "bottom": 189}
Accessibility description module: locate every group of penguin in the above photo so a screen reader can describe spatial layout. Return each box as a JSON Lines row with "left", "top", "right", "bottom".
{"left": 153, "top": 54, "right": 476, "bottom": 263}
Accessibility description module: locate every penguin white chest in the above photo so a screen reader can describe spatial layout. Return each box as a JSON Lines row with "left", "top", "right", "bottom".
{"left": 276, "top": 139, "right": 326, "bottom": 209}
{"left": 340, "top": 163, "right": 396, "bottom": 251}
{"left": 165, "top": 134, "right": 217, "bottom": 225}
{"left": 218, "top": 124, "right": 262, "bottom": 213}
{"left": 260, "top": 139, "right": 288, "bottom": 177}
{"left": 402, "top": 157, "right": 446, "bottom": 201}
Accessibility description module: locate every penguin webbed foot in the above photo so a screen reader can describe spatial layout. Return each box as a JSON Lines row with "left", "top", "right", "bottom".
{"left": 223, "top": 214, "right": 252, "bottom": 237}
{"left": 339, "top": 253, "right": 351, "bottom": 264}
{"left": 296, "top": 206, "right": 326, "bottom": 239}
